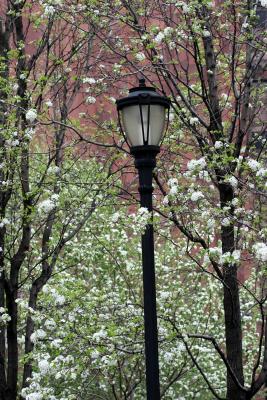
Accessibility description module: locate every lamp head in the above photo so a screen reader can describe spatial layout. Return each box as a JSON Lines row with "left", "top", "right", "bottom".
{"left": 116, "top": 79, "right": 170, "bottom": 148}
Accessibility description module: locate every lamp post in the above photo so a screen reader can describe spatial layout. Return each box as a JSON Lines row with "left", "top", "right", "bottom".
{"left": 116, "top": 78, "right": 170, "bottom": 400}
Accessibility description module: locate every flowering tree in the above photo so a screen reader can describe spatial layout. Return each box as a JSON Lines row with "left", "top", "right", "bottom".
{"left": 1, "top": 0, "right": 267, "bottom": 399}
{"left": 19, "top": 0, "right": 267, "bottom": 395}
{"left": 74, "top": 0, "right": 267, "bottom": 399}
{"left": 19, "top": 208, "right": 227, "bottom": 400}
{"left": 0, "top": 1, "right": 121, "bottom": 399}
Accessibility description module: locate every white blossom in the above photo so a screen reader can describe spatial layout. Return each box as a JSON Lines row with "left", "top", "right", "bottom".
{"left": 220, "top": 250, "right": 241, "bottom": 265}
{"left": 214, "top": 140, "right": 224, "bottom": 149}
{"left": 13, "top": 83, "right": 19, "bottom": 91}
{"left": 154, "top": 31, "right": 165, "bottom": 44}
{"left": 209, "top": 246, "right": 222, "bottom": 259}
{"left": 22, "top": 392, "right": 42, "bottom": 400}
{"left": 55, "top": 371, "right": 62, "bottom": 380}
{"left": 247, "top": 158, "right": 260, "bottom": 171}
{"left": 207, "top": 218, "right": 215, "bottom": 229}
{"left": 30, "top": 329, "right": 46, "bottom": 344}
{"left": 203, "top": 30, "right": 211, "bottom": 38}
{"left": 113, "top": 63, "right": 122, "bottom": 72}
{"left": 234, "top": 207, "right": 244, "bottom": 216}
{"left": 25, "top": 128, "right": 35, "bottom": 140}
{"left": 199, "top": 170, "right": 210, "bottom": 181}
{"left": 227, "top": 176, "right": 238, "bottom": 188}
{"left": 51, "top": 338, "right": 62, "bottom": 348}
{"left": 44, "top": 5, "right": 55, "bottom": 16}
{"left": 86, "top": 96, "right": 96, "bottom": 104}
{"left": 260, "top": 0, "right": 267, "bottom": 6}
{"left": 168, "top": 178, "right": 178, "bottom": 187}
{"left": 256, "top": 168, "right": 267, "bottom": 177}
{"left": 44, "top": 4, "right": 56, "bottom": 17}
{"left": 38, "top": 199, "right": 56, "bottom": 214}
{"left": 163, "top": 351, "right": 174, "bottom": 362}
{"left": 25, "top": 109, "right": 37, "bottom": 123}
{"left": 45, "top": 100, "right": 53, "bottom": 107}
{"left": 6, "top": 138, "right": 19, "bottom": 147}
{"left": 221, "top": 217, "right": 231, "bottom": 227}
{"left": 164, "top": 27, "right": 173, "bottom": 36}
{"left": 11, "top": 139, "right": 19, "bottom": 147}
{"left": 160, "top": 291, "right": 170, "bottom": 300}
{"left": 187, "top": 157, "right": 206, "bottom": 171}
{"left": 54, "top": 294, "right": 65, "bottom": 305}
{"left": 232, "top": 198, "right": 239, "bottom": 206}
{"left": 111, "top": 212, "right": 120, "bottom": 223}
{"left": 169, "top": 185, "right": 178, "bottom": 195}
{"left": 189, "top": 117, "right": 199, "bottom": 125}
{"left": 221, "top": 93, "right": 228, "bottom": 101}
{"left": 190, "top": 191, "right": 204, "bottom": 202}
{"left": 138, "top": 207, "right": 149, "bottom": 215}
{"left": 44, "top": 319, "right": 56, "bottom": 330}
{"left": 168, "top": 41, "right": 176, "bottom": 50}
{"left": 0, "top": 312, "right": 11, "bottom": 323}
{"left": 168, "top": 178, "right": 178, "bottom": 195}
{"left": 92, "top": 329, "right": 107, "bottom": 342}
{"left": 242, "top": 22, "right": 249, "bottom": 29}
{"left": 47, "top": 165, "right": 60, "bottom": 174}
{"left": 130, "top": 207, "right": 151, "bottom": 234}
{"left": 162, "top": 195, "right": 169, "bottom": 205}
{"left": 51, "top": 193, "right": 59, "bottom": 202}
{"left": 232, "top": 250, "right": 241, "bottom": 262}
{"left": 135, "top": 52, "right": 146, "bottom": 61}
{"left": 253, "top": 242, "right": 267, "bottom": 262}
{"left": 182, "top": 3, "right": 190, "bottom": 13}
{"left": 38, "top": 359, "right": 50, "bottom": 375}
{"left": 83, "top": 77, "right": 96, "bottom": 84}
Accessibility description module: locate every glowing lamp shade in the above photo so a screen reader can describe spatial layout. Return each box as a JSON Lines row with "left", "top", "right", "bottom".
{"left": 116, "top": 79, "right": 170, "bottom": 148}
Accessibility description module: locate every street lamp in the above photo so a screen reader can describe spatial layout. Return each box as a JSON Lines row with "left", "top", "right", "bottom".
{"left": 116, "top": 78, "right": 170, "bottom": 400}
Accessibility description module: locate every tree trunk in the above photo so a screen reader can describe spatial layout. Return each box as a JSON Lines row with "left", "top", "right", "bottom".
{"left": 21, "top": 315, "right": 34, "bottom": 390}
{"left": 0, "top": 278, "right": 6, "bottom": 400}
{"left": 223, "top": 265, "right": 245, "bottom": 400}
{"left": 0, "top": 15, "right": 9, "bottom": 400}
{"left": 220, "top": 183, "right": 245, "bottom": 400}
{"left": 6, "top": 289, "right": 18, "bottom": 400}
{"left": 22, "top": 286, "right": 39, "bottom": 389}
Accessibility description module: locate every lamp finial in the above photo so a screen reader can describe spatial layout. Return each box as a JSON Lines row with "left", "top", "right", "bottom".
{"left": 139, "top": 78, "right": 146, "bottom": 87}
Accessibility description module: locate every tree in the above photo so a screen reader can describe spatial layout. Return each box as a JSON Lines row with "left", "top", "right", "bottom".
{"left": 0, "top": 1, "right": 119, "bottom": 399}
{"left": 19, "top": 203, "right": 229, "bottom": 400}
{"left": 75, "top": 0, "right": 267, "bottom": 398}
{"left": 1, "top": 0, "right": 267, "bottom": 399}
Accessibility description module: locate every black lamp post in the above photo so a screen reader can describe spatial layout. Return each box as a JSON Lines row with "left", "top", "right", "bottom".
{"left": 116, "top": 78, "right": 170, "bottom": 400}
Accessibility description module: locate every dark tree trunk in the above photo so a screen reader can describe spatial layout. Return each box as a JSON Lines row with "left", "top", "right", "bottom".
{"left": 223, "top": 265, "right": 245, "bottom": 400}
{"left": 0, "top": 279, "right": 6, "bottom": 400}
{"left": 0, "top": 12, "right": 10, "bottom": 400}
{"left": 219, "top": 183, "right": 245, "bottom": 400}
{"left": 22, "top": 286, "right": 38, "bottom": 388}
{"left": 5, "top": 289, "right": 18, "bottom": 400}
{"left": 22, "top": 314, "right": 34, "bottom": 390}
{"left": 22, "top": 268, "right": 54, "bottom": 390}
